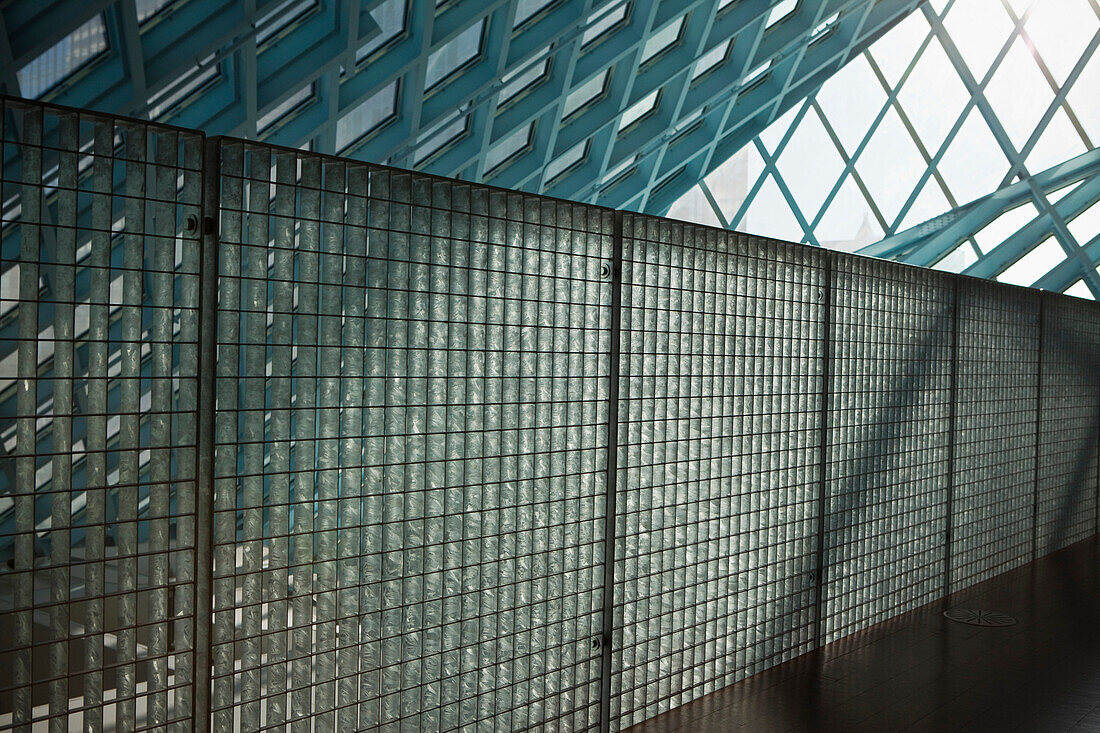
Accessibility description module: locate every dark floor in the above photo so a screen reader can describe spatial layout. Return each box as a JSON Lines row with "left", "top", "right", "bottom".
{"left": 626, "top": 537, "right": 1100, "bottom": 733}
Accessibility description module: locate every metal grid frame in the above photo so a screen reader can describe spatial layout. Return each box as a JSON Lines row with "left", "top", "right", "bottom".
{"left": 949, "top": 279, "right": 1039, "bottom": 592}
{"left": 611, "top": 218, "right": 825, "bottom": 728}
{"left": 209, "top": 139, "right": 613, "bottom": 731}
{"left": 0, "top": 97, "right": 204, "bottom": 732}
{"left": 1036, "top": 293, "right": 1100, "bottom": 556}
{"left": 2, "top": 94, "right": 1100, "bottom": 732}
{"left": 821, "top": 257, "right": 954, "bottom": 643}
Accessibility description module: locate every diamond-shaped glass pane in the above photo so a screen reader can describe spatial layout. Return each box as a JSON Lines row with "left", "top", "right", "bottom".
{"left": 740, "top": 173, "right": 805, "bottom": 241}
{"left": 855, "top": 105, "right": 925, "bottom": 225}
{"left": 897, "top": 36, "right": 969, "bottom": 155}
{"left": 943, "top": 0, "right": 1014, "bottom": 81}
{"left": 1024, "top": 0, "right": 1098, "bottom": 85}
{"left": 775, "top": 107, "right": 846, "bottom": 221}
{"left": 984, "top": 37, "right": 1055, "bottom": 150}
{"left": 936, "top": 107, "right": 1008, "bottom": 206}
{"left": 815, "top": 54, "right": 887, "bottom": 157}
{"left": 999, "top": 236, "right": 1065, "bottom": 286}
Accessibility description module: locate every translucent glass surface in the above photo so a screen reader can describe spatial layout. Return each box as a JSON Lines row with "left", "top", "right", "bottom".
{"left": 669, "top": 0, "right": 1100, "bottom": 293}
{"left": 612, "top": 218, "right": 825, "bottom": 727}
{"left": 210, "top": 144, "right": 611, "bottom": 730}
{"left": 0, "top": 98, "right": 203, "bottom": 733}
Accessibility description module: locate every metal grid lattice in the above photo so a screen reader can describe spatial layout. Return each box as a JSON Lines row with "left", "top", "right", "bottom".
{"left": 1036, "top": 293, "right": 1100, "bottom": 556}
{"left": 210, "top": 140, "right": 613, "bottom": 731}
{"left": 950, "top": 280, "right": 1039, "bottom": 592}
{"left": 2, "top": 94, "right": 1100, "bottom": 733}
{"left": 0, "top": 98, "right": 203, "bottom": 731}
{"left": 822, "top": 258, "right": 954, "bottom": 643}
{"left": 611, "top": 218, "right": 825, "bottom": 729}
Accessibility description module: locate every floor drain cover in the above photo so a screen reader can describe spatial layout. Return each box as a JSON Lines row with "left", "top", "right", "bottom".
{"left": 943, "top": 608, "right": 1017, "bottom": 627}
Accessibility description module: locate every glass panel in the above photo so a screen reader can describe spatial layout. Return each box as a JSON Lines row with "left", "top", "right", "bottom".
{"left": 562, "top": 70, "right": 609, "bottom": 119}
{"left": 775, "top": 107, "right": 845, "bottom": 222}
{"left": 815, "top": 54, "right": 888, "bottom": 156}
{"left": 854, "top": 105, "right": 925, "bottom": 225}
{"left": 815, "top": 174, "right": 883, "bottom": 251}
{"left": 602, "top": 153, "right": 638, "bottom": 183}
{"left": 897, "top": 36, "right": 969, "bottom": 155}
{"left": 357, "top": 0, "right": 407, "bottom": 61}
{"left": 619, "top": 90, "right": 659, "bottom": 131}
{"left": 1023, "top": 0, "right": 1098, "bottom": 85}
{"left": 974, "top": 201, "right": 1038, "bottom": 253}
{"left": 258, "top": 83, "right": 314, "bottom": 132}
{"left": 147, "top": 53, "right": 219, "bottom": 119}
{"left": 932, "top": 241, "right": 979, "bottom": 272}
{"left": 936, "top": 107, "right": 1008, "bottom": 206}
{"left": 1068, "top": 199, "right": 1100, "bottom": 244}
{"left": 766, "top": 0, "right": 798, "bottom": 29}
{"left": 740, "top": 173, "right": 805, "bottom": 241}
{"left": 693, "top": 41, "right": 730, "bottom": 79}
{"left": 137, "top": 0, "right": 176, "bottom": 24}
{"left": 897, "top": 176, "right": 951, "bottom": 230}
{"left": 1065, "top": 279, "right": 1095, "bottom": 299}
{"left": 758, "top": 103, "right": 799, "bottom": 153}
{"left": 582, "top": 0, "right": 629, "bottom": 46}
{"left": 498, "top": 57, "right": 550, "bottom": 106}
{"left": 869, "top": 11, "right": 928, "bottom": 87}
{"left": 1025, "top": 107, "right": 1087, "bottom": 173}
{"left": 943, "top": 0, "right": 1014, "bottom": 81}
{"left": 256, "top": 0, "right": 317, "bottom": 45}
{"left": 17, "top": 14, "right": 108, "bottom": 98}
{"left": 811, "top": 11, "right": 841, "bottom": 41}
{"left": 544, "top": 140, "right": 588, "bottom": 182}
{"left": 1065, "top": 51, "right": 1100, "bottom": 144}
{"left": 704, "top": 147, "right": 754, "bottom": 220}
{"left": 425, "top": 19, "right": 484, "bottom": 89}
{"left": 413, "top": 112, "right": 468, "bottom": 163}
{"left": 513, "top": 0, "right": 556, "bottom": 27}
{"left": 665, "top": 184, "right": 722, "bottom": 226}
{"left": 984, "top": 37, "right": 1055, "bottom": 151}
{"left": 484, "top": 122, "right": 532, "bottom": 172}
{"left": 640, "top": 13, "right": 685, "bottom": 65}
{"left": 998, "top": 235, "right": 1065, "bottom": 285}
{"left": 336, "top": 81, "right": 398, "bottom": 151}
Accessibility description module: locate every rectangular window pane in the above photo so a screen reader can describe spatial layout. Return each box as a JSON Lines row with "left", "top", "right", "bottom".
{"left": 414, "top": 113, "right": 468, "bottom": 163}
{"left": 619, "top": 90, "right": 659, "bottom": 131}
{"left": 499, "top": 57, "right": 550, "bottom": 105}
{"left": 485, "top": 123, "right": 533, "bottom": 172}
{"left": 17, "top": 14, "right": 108, "bottom": 99}
{"left": 336, "top": 81, "right": 398, "bottom": 151}
{"left": 582, "top": 0, "right": 629, "bottom": 46}
{"left": 357, "top": 0, "right": 407, "bottom": 61}
{"left": 425, "top": 20, "right": 485, "bottom": 89}
{"left": 545, "top": 140, "right": 587, "bottom": 182}
{"left": 640, "top": 14, "right": 685, "bottom": 65}
{"left": 258, "top": 83, "right": 314, "bottom": 132}
{"left": 562, "top": 70, "right": 609, "bottom": 119}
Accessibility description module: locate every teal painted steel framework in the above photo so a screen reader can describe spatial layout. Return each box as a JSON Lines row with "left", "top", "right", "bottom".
{"left": 0, "top": 0, "right": 919, "bottom": 214}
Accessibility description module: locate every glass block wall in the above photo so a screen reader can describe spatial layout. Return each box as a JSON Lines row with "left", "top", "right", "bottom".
{"left": 612, "top": 218, "right": 825, "bottom": 728}
{"left": 0, "top": 100, "right": 203, "bottom": 731}
{"left": 2, "top": 95, "right": 1099, "bottom": 732}
{"left": 950, "top": 280, "right": 1039, "bottom": 592}
{"left": 822, "top": 259, "right": 954, "bottom": 643}
{"left": 210, "top": 141, "right": 612, "bottom": 731}
{"left": 1036, "top": 294, "right": 1100, "bottom": 556}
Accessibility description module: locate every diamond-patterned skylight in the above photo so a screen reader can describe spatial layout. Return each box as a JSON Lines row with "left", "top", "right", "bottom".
{"left": 669, "top": 0, "right": 1100, "bottom": 297}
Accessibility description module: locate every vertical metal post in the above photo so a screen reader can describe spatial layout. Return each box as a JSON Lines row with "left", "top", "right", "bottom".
{"left": 598, "top": 209, "right": 624, "bottom": 733}
{"left": 943, "top": 278, "right": 960, "bottom": 600}
{"left": 1033, "top": 295, "right": 1045, "bottom": 562}
{"left": 192, "top": 136, "right": 221, "bottom": 733}
{"left": 812, "top": 254, "right": 833, "bottom": 651}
